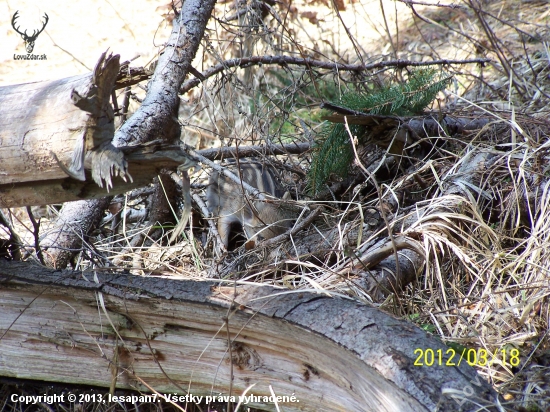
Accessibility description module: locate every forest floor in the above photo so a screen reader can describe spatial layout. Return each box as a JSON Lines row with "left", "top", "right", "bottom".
{"left": 2, "top": 0, "right": 550, "bottom": 411}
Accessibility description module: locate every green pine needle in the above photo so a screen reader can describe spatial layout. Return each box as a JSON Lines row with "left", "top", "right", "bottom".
{"left": 307, "top": 69, "right": 452, "bottom": 195}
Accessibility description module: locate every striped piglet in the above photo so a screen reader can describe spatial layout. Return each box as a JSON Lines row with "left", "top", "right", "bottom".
{"left": 207, "top": 162, "right": 295, "bottom": 248}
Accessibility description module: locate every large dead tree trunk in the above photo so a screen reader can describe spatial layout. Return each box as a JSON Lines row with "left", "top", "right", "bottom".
{"left": 39, "top": 197, "right": 111, "bottom": 268}
{"left": 113, "top": 0, "right": 216, "bottom": 148}
{"left": 0, "top": 260, "right": 499, "bottom": 412}
{"left": 0, "top": 58, "right": 195, "bottom": 208}
{"left": 0, "top": 0, "right": 216, "bottom": 267}
{"left": 47, "top": 0, "right": 214, "bottom": 268}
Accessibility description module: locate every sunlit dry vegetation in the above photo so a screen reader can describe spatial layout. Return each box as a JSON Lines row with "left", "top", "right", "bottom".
{"left": 2, "top": 0, "right": 550, "bottom": 410}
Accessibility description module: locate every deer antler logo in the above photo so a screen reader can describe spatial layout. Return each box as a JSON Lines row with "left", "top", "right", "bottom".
{"left": 11, "top": 11, "right": 49, "bottom": 54}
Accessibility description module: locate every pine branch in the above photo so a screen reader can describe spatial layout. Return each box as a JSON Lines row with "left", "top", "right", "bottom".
{"left": 307, "top": 69, "right": 452, "bottom": 194}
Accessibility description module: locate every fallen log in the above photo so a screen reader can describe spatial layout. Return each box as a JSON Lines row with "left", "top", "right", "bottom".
{"left": 0, "top": 260, "right": 499, "bottom": 411}
{"left": 0, "top": 143, "right": 195, "bottom": 208}
{"left": 0, "top": 51, "right": 198, "bottom": 210}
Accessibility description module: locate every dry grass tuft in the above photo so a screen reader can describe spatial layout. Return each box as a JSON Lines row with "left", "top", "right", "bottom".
{"left": 3, "top": 0, "right": 550, "bottom": 410}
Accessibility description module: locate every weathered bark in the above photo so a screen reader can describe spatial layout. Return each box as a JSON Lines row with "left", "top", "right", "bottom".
{"left": 0, "top": 260, "right": 500, "bottom": 412}
{"left": 196, "top": 142, "right": 311, "bottom": 161}
{"left": 0, "top": 144, "right": 196, "bottom": 208}
{"left": 115, "top": 61, "right": 152, "bottom": 90}
{"left": 34, "top": 0, "right": 216, "bottom": 268}
{"left": 0, "top": 53, "right": 129, "bottom": 192}
{"left": 0, "top": 72, "right": 93, "bottom": 186}
{"left": 40, "top": 197, "right": 111, "bottom": 269}
{"left": 113, "top": 0, "right": 217, "bottom": 148}
{"left": 356, "top": 245, "right": 425, "bottom": 298}
{"left": 321, "top": 106, "right": 491, "bottom": 150}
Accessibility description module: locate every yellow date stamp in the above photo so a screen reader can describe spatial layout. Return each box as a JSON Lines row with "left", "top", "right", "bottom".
{"left": 413, "top": 348, "right": 520, "bottom": 367}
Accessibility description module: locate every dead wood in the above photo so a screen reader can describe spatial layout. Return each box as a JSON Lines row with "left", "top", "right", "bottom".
{"left": 65, "top": 52, "right": 127, "bottom": 189}
{"left": 0, "top": 260, "right": 499, "bottom": 412}
{"left": 0, "top": 1, "right": 216, "bottom": 268}
{"left": 0, "top": 144, "right": 196, "bottom": 209}
{"left": 40, "top": 198, "right": 111, "bottom": 269}
{"left": 356, "top": 246, "right": 426, "bottom": 299}
{"left": 195, "top": 142, "right": 311, "bottom": 161}
{"left": 321, "top": 106, "right": 491, "bottom": 151}
{"left": 350, "top": 150, "right": 514, "bottom": 299}
{"left": 0, "top": 52, "right": 128, "bottom": 192}
{"left": 115, "top": 61, "right": 152, "bottom": 90}
{"left": 322, "top": 112, "right": 490, "bottom": 135}
{"left": 179, "top": 55, "right": 491, "bottom": 94}
{"left": 44, "top": 0, "right": 215, "bottom": 269}
{"left": 0, "top": 48, "right": 198, "bottom": 210}
{"left": 222, "top": 150, "right": 504, "bottom": 301}
{"left": 0, "top": 72, "right": 94, "bottom": 186}
{"left": 112, "top": 0, "right": 216, "bottom": 148}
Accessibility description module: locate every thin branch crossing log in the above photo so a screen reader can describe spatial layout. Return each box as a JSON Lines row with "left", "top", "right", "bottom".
{"left": 0, "top": 260, "right": 499, "bottom": 412}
